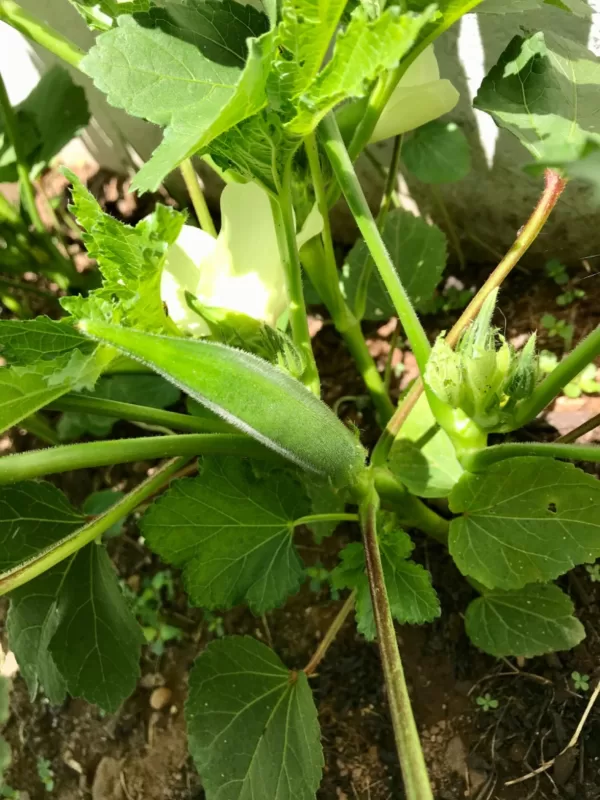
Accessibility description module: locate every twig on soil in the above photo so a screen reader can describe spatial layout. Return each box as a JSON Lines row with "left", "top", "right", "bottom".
{"left": 505, "top": 679, "right": 600, "bottom": 786}
{"left": 556, "top": 411, "right": 600, "bottom": 444}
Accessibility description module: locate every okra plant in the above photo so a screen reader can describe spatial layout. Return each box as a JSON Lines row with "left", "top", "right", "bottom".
{"left": 1, "top": 0, "right": 600, "bottom": 797}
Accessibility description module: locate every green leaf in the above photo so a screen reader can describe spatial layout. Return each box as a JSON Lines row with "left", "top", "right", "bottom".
{"left": 267, "top": 0, "right": 348, "bottom": 108}
{"left": 449, "top": 457, "right": 600, "bottom": 590}
{"left": 474, "top": 31, "right": 600, "bottom": 171}
{"left": 332, "top": 517, "right": 440, "bottom": 639}
{"left": 480, "top": 0, "right": 591, "bottom": 14}
{"left": 0, "top": 346, "right": 108, "bottom": 436}
{"left": 341, "top": 208, "right": 447, "bottom": 321}
{"left": 0, "top": 481, "right": 84, "bottom": 575}
{"left": 58, "top": 373, "right": 181, "bottom": 440}
{"left": 0, "top": 66, "right": 89, "bottom": 181}
{"left": 286, "top": 7, "right": 432, "bottom": 135}
{"left": 403, "top": 121, "right": 471, "bottom": 184}
{"left": 142, "top": 457, "right": 310, "bottom": 612}
{"left": 303, "top": 475, "right": 347, "bottom": 542}
{"left": 186, "top": 636, "right": 323, "bottom": 800}
{"left": 69, "top": 0, "right": 151, "bottom": 31}
{"left": 61, "top": 171, "right": 185, "bottom": 331}
{"left": 48, "top": 544, "right": 144, "bottom": 712}
{"left": 0, "top": 677, "right": 9, "bottom": 725}
{"left": 2, "top": 482, "right": 83, "bottom": 705}
{"left": 0, "top": 317, "right": 93, "bottom": 366}
{"left": 82, "top": 490, "right": 126, "bottom": 538}
{"left": 465, "top": 583, "right": 585, "bottom": 657}
{"left": 78, "top": 320, "right": 367, "bottom": 484}
{"left": 81, "top": 0, "right": 274, "bottom": 192}
{"left": 388, "top": 395, "right": 463, "bottom": 498}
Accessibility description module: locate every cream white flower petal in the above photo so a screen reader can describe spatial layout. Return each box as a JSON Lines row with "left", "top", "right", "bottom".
{"left": 370, "top": 46, "right": 459, "bottom": 143}
{"left": 297, "top": 202, "right": 324, "bottom": 250}
{"left": 160, "top": 225, "right": 218, "bottom": 336}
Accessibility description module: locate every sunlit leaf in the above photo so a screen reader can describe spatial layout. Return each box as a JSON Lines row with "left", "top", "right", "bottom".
{"left": 449, "top": 457, "right": 600, "bottom": 590}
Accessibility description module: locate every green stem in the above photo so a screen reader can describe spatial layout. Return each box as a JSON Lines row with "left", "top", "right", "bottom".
{"left": 360, "top": 491, "right": 433, "bottom": 800}
{"left": 0, "top": 71, "right": 44, "bottom": 234}
{"left": 383, "top": 320, "right": 400, "bottom": 393}
{"left": 0, "top": 434, "right": 277, "bottom": 485}
{"left": 319, "top": 113, "right": 430, "bottom": 377}
{"left": 461, "top": 441, "right": 600, "bottom": 472}
{"left": 0, "top": 190, "right": 19, "bottom": 225}
{"left": 345, "top": 0, "right": 487, "bottom": 163}
{"left": 0, "top": 456, "right": 188, "bottom": 597}
{"left": 292, "top": 512, "right": 359, "bottom": 528}
{"left": 373, "top": 467, "right": 449, "bottom": 545}
{"left": 304, "top": 590, "right": 356, "bottom": 676}
{"left": 302, "top": 138, "right": 394, "bottom": 421}
{"left": 48, "top": 394, "right": 232, "bottom": 433}
{"left": 271, "top": 168, "right": 320, "bottom": 395}
{"left": 0, "top": 0, "right": 84, "bottom": 68}
{"left": 515, "top": 325, "right": 600, "bottom": 427}
{"left": 353, "top": 134, "right": 403, "bottom": 322}
{"left": 179, "top": 158, "right": 217, "bottom": 237}
{"left": 372, "top": 168, "right": 568, "bottom": 464}
{"left": 21, "top": 413, "right": 60, "bottom": 446}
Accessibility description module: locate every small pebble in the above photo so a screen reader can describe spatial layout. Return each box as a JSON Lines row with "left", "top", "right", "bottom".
{"left": 150, "top": 687, "right": 173, "bottom": 710}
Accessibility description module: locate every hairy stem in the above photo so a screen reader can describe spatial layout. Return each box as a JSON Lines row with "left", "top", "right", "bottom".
{"left": 0, "top": 0, "right": 84, "bottom": 68}
{"left": 302, "top": 138, "right": 393, "bottom": 421}
{"left": 0, "top": 457, "right": 188, "bottom": 596}
{"left": 461, "top": 441, "right": 600, "bottom": 472}
{"left": 320, "top": 113, "right": 430, "bottom": 376}
{"left": 304, "top": 591, "right": 356, "bottom": 677}
{"left": 48, "top": 394, "right": 232, "bottom": 433}
{"left": 292, "top": 512, "right": 359, "bottom": 528}
{"left": 515, "top": 326, "right": 600, "bottom": 427}
{"left": 556, "top": 412, "right": 600, "bottom": 444}
{"left": 373, "top": 169, "right": 568, "bottom": 463}
{"left": 353, "top": 134, "right": 403, "bottom": 322}
{"left": 0, "top": 71, "right": 44, "bottom": 233}
{"left": 345, "top": 0, "right": 487, "bottom": 164}
{"left": 271, "top": 169, "right": 320, "bottom": 395}
{"left": 0, "top": 434, "right": 277, "bottom": 485}
{"left": 360, "top": 493, "right": 433, "bottom": 800}
{"left": 180, "top": 158, "right": 217, "bottom": 237}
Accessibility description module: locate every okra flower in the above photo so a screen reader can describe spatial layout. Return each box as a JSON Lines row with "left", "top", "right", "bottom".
{"left": 161, "top": 182, "right": 322, "bottom": 337}
{"left": 370, "top": 45, "right": 460, "bottom": 143}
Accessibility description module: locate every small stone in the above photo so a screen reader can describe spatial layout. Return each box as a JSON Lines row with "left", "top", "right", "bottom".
{"left": 150, "top": 686, "right": 173, "bottom": 710}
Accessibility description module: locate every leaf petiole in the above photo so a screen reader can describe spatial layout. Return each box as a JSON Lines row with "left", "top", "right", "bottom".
{"left": 291, "top": 512, "right": 359, "bottom": 528}
{"left": 0, "top": 456, "right": 189, "bottom": 597}
{"left": 461, "top": 441, "right": 600, "bottom": 472}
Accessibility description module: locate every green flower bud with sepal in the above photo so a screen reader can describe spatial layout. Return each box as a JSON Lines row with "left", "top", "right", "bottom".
{"left": 425, "top": 290, "right": 541, "bottom": 433}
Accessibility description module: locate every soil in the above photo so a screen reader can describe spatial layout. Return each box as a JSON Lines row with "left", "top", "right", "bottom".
{"left": 2, "top": 169, "right": 600, "bottom": 800}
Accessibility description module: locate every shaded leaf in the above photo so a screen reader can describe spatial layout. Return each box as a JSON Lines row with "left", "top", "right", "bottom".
{"left": 480, "top": 0, "right": 590, "bottom": 13}
{"left": 465, "top": 583, "right": 585, "bottom": 657}
{"left": 474, "top": 31, "right": 600, "bottom": 171}
{"left": 49, "top": 544, "right": 144, "bottom": 712}
{"left": 403, "top": 121, "right": 471, "bottom": 184}
{"left": 142, "top": 457, "right": 310, "bottom": 612}
{"left": 388, "top": 395, "right": 463, "bottom": 498}
{"left": 82, "top": 490, "right": 126, "bottom": 538}
{"left": 449, "top": 457, "right": 600, "bottom": 590}
{"left": 341, "top": 208, "right": 447, "bottom": 320}
{"left": 332, "top": 516, "right": 440, "bottom": 639}
{"left": 186, "top": 636, "right": 323, "bottom": 800}
{"left": 81, "top": 0, "right": 274, "bottom": 192}
{"left": 286, "top": 7, "right": 432, "bottom": 135}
